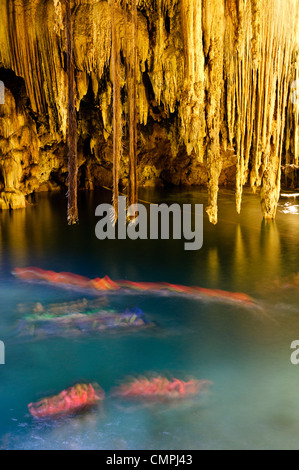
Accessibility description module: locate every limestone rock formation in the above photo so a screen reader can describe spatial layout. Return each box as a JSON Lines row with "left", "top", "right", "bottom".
{"left": 0, "top": 0, "right": 297, "bottom": 222}
{"left": 0, "top": 88, "right": 38, "bottom": 209}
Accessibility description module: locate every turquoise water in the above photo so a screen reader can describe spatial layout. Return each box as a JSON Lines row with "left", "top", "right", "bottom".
{"left": 1, "top": 188, "right": 299, "bottom": 450}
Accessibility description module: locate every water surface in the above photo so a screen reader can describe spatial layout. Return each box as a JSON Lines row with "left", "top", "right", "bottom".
{"left": 0, "top": 188, "right": 299, "bottom": 450}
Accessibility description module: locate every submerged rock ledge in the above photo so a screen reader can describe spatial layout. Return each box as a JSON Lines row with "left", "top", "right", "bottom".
{"left": 0, "top": 0, "right": 298, "bottom": 221}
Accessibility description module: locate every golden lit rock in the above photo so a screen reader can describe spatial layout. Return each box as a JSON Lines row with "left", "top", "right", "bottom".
{"left": 0, "top": 0, "right": 297, "bottom": 221}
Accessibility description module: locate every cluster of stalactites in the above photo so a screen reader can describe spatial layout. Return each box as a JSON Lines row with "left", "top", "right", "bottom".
{"left": 286, "top": 47, "right": 299, "bottom": 169}
{"left": 132, "top": 0, "right": 299, "bottom": 223}
{"left": 0, "top": 0, "right": 298, "bottom": 223}
{"left": 224, "top": 0, "right": 298, "bottom": 221}
{"left": 0, "top": 0, "right": 149, "bottom": 140}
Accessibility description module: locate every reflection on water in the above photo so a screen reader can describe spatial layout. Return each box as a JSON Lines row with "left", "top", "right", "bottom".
{"left": 279, "top": 202, "right": 299, "bottom": 215}
{"left": 0, "top": 188, "right": 299, "bottom": 449}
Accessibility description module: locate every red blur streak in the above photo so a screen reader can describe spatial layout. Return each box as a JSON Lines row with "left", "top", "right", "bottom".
{"left": 13, "top": 267, "right": 55, "bottom": 282}
{"left": 28, "top": 383, "right": 104, "bottom": 419}
{"left": 13, "top": 268, "right": 255, "bottom": 304}
{"left": 117, "top": 280, "right": 167, "bottom": 291}
{"left": 90, "top": 276, "right": 120, "bottom": 291}
{"left": 13, "top": 267, "right": 91, "bottom": 288}
{"left": 192, "top": 286, "right": 255, "bottom": 304}
{"left": 51, "top": 273, "right": 91, "bottom": 288}
{"left": 114, "top": 377, "right": 213, "bottom": 400}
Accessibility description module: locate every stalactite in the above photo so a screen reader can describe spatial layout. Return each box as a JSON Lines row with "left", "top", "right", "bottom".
{"left": 66, "top": 0, "right": 78, "bottom": 225}
{"left": 225, "top": 0, "right": 258, "bottom": 214}
{"left": 260, "top": 0, "right": 296, "bottom": 219}
{"left": 224, "top": 0, "right": 298, "bottom": 219}
{"left": 203, "top": 0, "right": 225, "bottom": 225}
{"left": 234, "top": 1, "right": 253, "bottom": 214}
{"left": 111, "top": 0, "right": 122, "bottom": 221}
{"left": 286, "top": 49, "right": 299, "bottom": 171}
{"left": 53, "top": 0, "right": 64, "bottom": 34}
{"left": 127, "top": 0, "right": 138, "bottom": 209}
{"left": 150, "top": 0, "right": 183, "bottom": 127}
{"left": 179, "top": 0, "right": 206, "bottom": 161}
{"left": 250, "top": 0, "right": 261, "bottom": 70}
{"left": 250, "top": 5, "right": 274, "bottom": 192}
{"left": 225, "top": 0, "right": 237, "bottom": 148}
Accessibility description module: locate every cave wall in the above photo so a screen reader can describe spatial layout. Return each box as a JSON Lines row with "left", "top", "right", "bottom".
{"left": 0, "top": 0, "right": 298, "bottom": 220}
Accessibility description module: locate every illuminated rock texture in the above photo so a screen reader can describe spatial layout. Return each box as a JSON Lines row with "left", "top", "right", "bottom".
{"left": 0, "top": 0, "right": 298, "bottom": 221}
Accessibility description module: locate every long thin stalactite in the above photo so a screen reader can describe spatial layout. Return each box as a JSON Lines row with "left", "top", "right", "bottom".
{"left": 111, "top": 0, "right": 122, "bottom": 221}
{"left": 127, "top": 0, "right": 138, "bottom": 210}
{"left": 66, "top": 0, "right": 78, "bottom": 225}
